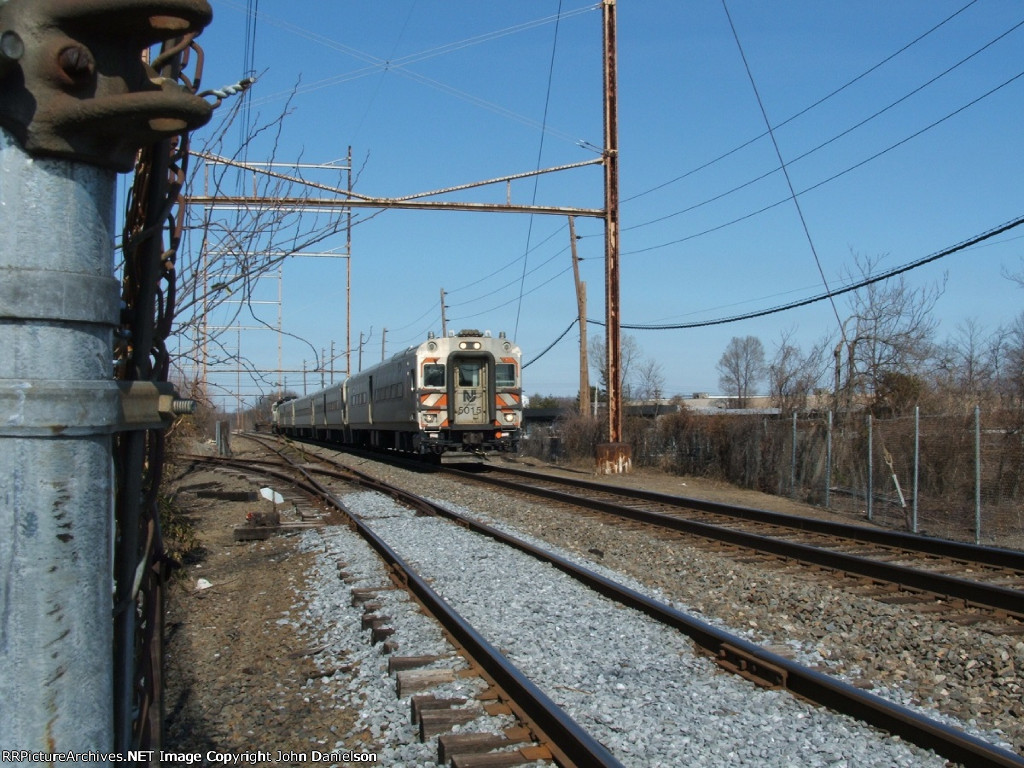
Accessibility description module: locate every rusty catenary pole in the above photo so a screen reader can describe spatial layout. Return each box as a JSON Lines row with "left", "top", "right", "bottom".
{"left": 597, "top": 0, "right": 631, "bottom": 473}
{"left": 603, "top": 0, "right": 621, "bottom": 442}
{"left": 0, "top": 0, "right": 211, "bottom": 757}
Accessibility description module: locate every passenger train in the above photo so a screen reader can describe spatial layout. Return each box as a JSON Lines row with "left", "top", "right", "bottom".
{"left": 272, "top": 329, "right": 522, "bottom": 456}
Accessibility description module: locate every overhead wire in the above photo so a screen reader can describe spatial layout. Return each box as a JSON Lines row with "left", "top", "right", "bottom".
{"left": 450, "top": 245, "right": 571, "bottom": 311}
{"left": 453, "top": 265, "right": 575, "bottom": 323}
{"left": 623, "top": 0, "right": 979, "bottom": 205}
{"left": 445, "top": 223, "right": 567, "bottom": 296}
{"left": 720, "top": 0, "right": 845, "bottom": 338}
{"left": 624, "top": 66, "right": 1024, "bottom": 256}
{"left": 624, "top": 14, "right": 1024, "bottom": 235}
{"left": 349, "top": 0, "right": 418, "bottom": 147}
{"left": 514, "top": 0, "right": 565, "bottom": 342}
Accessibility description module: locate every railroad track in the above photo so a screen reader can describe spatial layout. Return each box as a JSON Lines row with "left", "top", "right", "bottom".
{"left": 183, "top": 447, "right": 618, "bottom": 768}
{"left": 440, "top": 461, "right": 1024, "bottom": 627}
{"left": 183, "top": 438, "right": 1024, "bottom": 768}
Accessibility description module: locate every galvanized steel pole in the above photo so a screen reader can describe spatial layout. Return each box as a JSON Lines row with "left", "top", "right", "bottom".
{"left": 0, "top": 128, "right": 118, "bottom": 753}
{"left": 0, "top": 2, "right": 213, "bottom": 755}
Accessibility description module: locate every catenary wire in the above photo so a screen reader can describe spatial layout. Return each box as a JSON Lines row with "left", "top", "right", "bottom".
{"left": 225, "top": 0, "right": 598, "bottom": 148}
{"left": 515, "top": 0, "right": 564, "bottom": 343}
{"left": 625, "top": 67, "right": 1024, "bottom": 257}
{"left": 624, "top": 14, "right": 1024, "bottom": 234}
{"left": 623, "top": 0, "right": 979, "bottom": 205}
{"left": 721, "top": 0, "right": 845, "bottom": 340}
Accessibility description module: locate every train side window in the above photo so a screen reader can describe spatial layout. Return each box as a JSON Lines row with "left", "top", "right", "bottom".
{"left": 495, "top": 363, "right": 516, "bottom": 388}
{"left": 423, "top": 364, "right": 445, "bottom": 387}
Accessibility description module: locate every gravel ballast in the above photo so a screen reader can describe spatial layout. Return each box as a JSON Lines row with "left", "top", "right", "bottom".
{"left": 291, "top": 483, "right": 994, "bottom": 767}
{"left": 165, "top": 444, "right": 1022, "bottom": 766}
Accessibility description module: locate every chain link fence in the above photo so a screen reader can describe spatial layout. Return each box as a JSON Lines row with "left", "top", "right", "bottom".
{"left": 528, "top": 407, "right": 1024, "bottom": 548}
{"left": 780, "top": 408, "right": 1023, "bottom": 546}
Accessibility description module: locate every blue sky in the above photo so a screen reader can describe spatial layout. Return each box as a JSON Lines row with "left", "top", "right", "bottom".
{"left": 181, "top": 1, "right": 1024, "bottom": 407}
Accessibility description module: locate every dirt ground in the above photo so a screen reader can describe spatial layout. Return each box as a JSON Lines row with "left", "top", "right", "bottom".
{"left": 493, "top": 452, "right": 873, "bottom": 523}
{"left": 161, "top": 460, "right": 368, "bottom": 762}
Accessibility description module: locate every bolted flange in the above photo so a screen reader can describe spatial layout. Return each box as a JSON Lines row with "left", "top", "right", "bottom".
{"left": 0, "top": 0, "right": 214, "bottom": 171}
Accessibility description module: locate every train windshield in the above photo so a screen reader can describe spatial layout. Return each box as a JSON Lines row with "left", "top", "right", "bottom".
{"left": 457, "top": 362, "right": 481, "bottom": 387}
{"left": 495, "top": 363, "right": 516, "bottom": 388}
{"left": 422, "top": 363, "right": 445, "bottom": 387}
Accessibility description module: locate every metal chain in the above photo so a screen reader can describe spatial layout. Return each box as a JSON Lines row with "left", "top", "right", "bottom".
{"left": 113, "top": 35, "right": 205, "bottom": 757}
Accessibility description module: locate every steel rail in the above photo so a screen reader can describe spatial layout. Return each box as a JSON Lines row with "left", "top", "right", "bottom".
{"left": 183, "top": 452, "right": 623, "bottom": 768}
{"left": 317, "top": 455, "right": 1024, "bottom": 768}
{"left": 465, "top": 464, "right": 1024, "bottom": 571}
{"left": 192, "top": 448, "right": 1024, "bottom": 767}
{"left": 446, "top": 466, "right": 1024, "bottom": 618}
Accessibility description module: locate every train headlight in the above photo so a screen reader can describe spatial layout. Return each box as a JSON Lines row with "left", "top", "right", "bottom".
{"left": 503, "top": 412, "right": 516, "bottom": 423}
{"left": 423, "top": 413, "right": 437, "bottom": 424}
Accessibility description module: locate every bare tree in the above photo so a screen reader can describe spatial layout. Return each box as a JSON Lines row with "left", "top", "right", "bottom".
{"left": 834, "top": 253, "right": 944, "bottom": 407}
{"left": 717, "top": 335, "right": 766, "bottom": 408}
{"left": 589, "top": 334, "right": 643, "bottom": 401}
{"left": 634, "top": 358, "right": 666, "bottom": 405}
{"left": 1000, "top": 312, "right": 1024, "bottom": 416}
{"left": 931, "top": 318, "right": 995, "bottom": 409}
{"left": 168, "top": 87, "right": 369, "bottom": 404}
{"left": 768, "top": 329, "right": 828, "bottom": 415}
{"left": 1001, "top": 257, "right": 1024, "bottom": 290}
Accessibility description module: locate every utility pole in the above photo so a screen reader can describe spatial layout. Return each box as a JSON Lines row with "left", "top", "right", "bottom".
{"left": 569, "top": 216, "right": 590, "bottom": 416}
{"left": 598, "top": 0, "right": 631, "bottom": 473}
{"left": 440, "top": 288, "right": 449, "bottom": 337}
{"left": 381, "top": 328, "right": 387, "bottom": 362}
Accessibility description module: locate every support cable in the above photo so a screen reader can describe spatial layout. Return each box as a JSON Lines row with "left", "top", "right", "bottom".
{"left": 515, "top": 0, "right": 565, "bottom": 342}
{"left": 624, "top": 0, "right": 980, "bottom": 204}
{"left": 523, "top": 318, "right": 579, "bottom": 369}
{"left": 601, "top": 214, "right": 1024, "bottom": 331}
{"left": 722, "top": 0, "right": 843, "bottom": 340}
